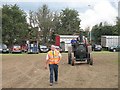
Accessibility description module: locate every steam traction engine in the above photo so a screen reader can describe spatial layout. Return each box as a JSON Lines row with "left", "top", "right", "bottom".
{"left": 68, "top": 33, "right": 93, "bottom": 66}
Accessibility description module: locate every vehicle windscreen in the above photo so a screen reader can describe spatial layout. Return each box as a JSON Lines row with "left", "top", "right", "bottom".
{"left": 40, "top": 46, "right": 47, "bottom": 48}
{"left": 13, "top": 46, "right": 21, "bottom": 48}
{"left": 96, "top": 45, "right": 101, "bottom": 48}
{"left": 2, "top": 44, "right": 7, "bottom": 49}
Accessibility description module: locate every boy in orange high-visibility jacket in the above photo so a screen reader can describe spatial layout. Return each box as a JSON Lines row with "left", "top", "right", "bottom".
{"left": 45, "top": 45, "right": 62, "bottom": 86}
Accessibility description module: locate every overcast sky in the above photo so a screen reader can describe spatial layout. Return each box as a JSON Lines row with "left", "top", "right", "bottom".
{"left": 1, "top": 0, "right": 119, "bottom": 30}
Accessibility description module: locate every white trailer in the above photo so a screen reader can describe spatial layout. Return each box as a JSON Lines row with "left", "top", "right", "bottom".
{"left": 59, "top": 35, "right": 78, "bottom": 51}
{"left": 101, "top": 36, "right": 119, "bottom": 48}
{"left": 55, "top": 35, "right": 88, "bottom": 51}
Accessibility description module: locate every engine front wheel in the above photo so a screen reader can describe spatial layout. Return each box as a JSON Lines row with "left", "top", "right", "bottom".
{"left": 89, "top": 58, "right": 93, "bottom": 65}
{"left": 89, "top": 53, "right": 93, "bottom": 65}
{"left": 87, "top": 59, "right": 90, "bottom": 64}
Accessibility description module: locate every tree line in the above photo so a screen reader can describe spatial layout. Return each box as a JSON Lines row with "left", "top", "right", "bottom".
{"left": 91, "top": 21, "right": 118, "bottom": 44}
{"left": 2, "top": 4, "right": 119, "bottom": 46}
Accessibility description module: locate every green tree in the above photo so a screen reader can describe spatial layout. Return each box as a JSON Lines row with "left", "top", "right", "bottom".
{"left": 36, "top": 4, "right": 53, "bottom": 44}
{"left": 52, "top": 12, "right": 61, "bottom": 34}
{"left": 50, "top": 12, "right": 61, "bottom": 44}
{"left": 91, "top": 22, "right": 118, "bottom": 44}
{"left": 0, "top": 7, "right": 2, "bottom": 43}
{"left": 28, "top": 10, "right": 39, "bottom": 40}
{"left": 2, "top": 4, "right": 28, "bottom": 46}
{"left": 116, "top": 17, "right": 120, "bottom": 35}
{"left": 59, "top": 8, "right": 81, "bottom": 35}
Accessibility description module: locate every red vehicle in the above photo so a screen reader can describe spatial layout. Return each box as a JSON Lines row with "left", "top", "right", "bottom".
{"left": 21, "top": 44, "right": 28, "bottom": 53}
{"left": 11, "top": 45, "right": 22, "bottom": 53}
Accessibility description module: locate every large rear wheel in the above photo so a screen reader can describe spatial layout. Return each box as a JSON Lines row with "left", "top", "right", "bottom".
{"left": 68, "top": 52, "right": 72, "bottom": 64}
{"left": 72, "top": 58, "right": 75, "bottom": 66}
{"left": 87, "top": 53, "right": 90, "bottom": 64}
{"left": 71, "top": 53, "right": 75, "bottom": 66}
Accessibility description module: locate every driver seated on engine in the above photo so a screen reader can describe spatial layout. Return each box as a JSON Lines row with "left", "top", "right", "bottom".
{"left": 71, "top": 38, "right": 77, "bottom": 57}
{"left": 71, "top": 38, "right": 76, "bottom": 45}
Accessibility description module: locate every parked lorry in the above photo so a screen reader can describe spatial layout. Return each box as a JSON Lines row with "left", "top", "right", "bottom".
{"left": 101, "top": 36, "right": 119, "bottom": 48}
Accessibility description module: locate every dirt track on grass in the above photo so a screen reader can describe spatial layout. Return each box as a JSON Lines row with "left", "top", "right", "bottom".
{"left": 2, "top": 52, "right": 118, "bottom": 88}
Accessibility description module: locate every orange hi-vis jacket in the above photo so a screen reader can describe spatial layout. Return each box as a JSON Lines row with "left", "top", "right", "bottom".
{"left": 48, "top": 49, "right": 60, "bottom": 64}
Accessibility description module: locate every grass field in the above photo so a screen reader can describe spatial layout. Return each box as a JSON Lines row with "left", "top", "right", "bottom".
{"left": 1, "top": 51, "right": 118, "bottom": 88}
